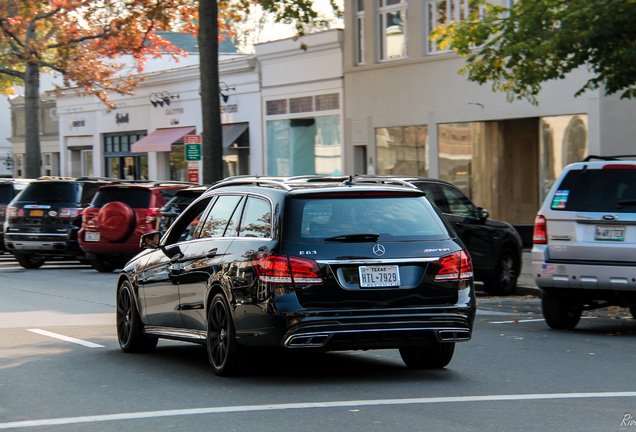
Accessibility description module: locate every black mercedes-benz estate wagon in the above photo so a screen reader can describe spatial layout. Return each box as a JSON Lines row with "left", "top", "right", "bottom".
{"left": 116, "top": 176, "right": 476, "bottom": 376}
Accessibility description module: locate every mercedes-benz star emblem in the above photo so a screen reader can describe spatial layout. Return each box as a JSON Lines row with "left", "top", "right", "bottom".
{"left": 372, "top": 244, "right": 386, "bottom": 256}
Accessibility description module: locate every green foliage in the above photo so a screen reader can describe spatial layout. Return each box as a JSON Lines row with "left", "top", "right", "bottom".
{"left": 433, "top": 0, "right": 636, "bottom": 104}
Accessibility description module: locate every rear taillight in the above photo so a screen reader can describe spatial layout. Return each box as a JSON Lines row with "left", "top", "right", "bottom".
{"left": 533, "top": 215, "right": 547, "bottom": 244}
{"left": 254, "top": 254, "right": 323, "bottom": 284}
{"left": 146, "top": 208, "right": 160, "bottom": 224}
{"left": 434, "top": 251, "right": 473, "bottom": 281}
{"left": 59, "top": 207, "right": 82, "bottom": 218}
{"left": 7, "top": 205, "right": 17, "bottom": 218}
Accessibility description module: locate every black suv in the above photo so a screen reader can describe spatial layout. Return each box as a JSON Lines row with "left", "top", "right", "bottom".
{"left": 339, "top": 176, "right": 523, "bottom": 295}
{"left": 4, "top": 177, "right": 118, "bottom": 268}
{"left": 116, "top": 177, "right": 476, "bottom": 376}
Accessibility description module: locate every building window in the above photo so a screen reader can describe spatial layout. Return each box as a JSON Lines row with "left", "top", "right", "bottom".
{"left": 82, "top": 150, "right": 93, "bottom": 177}
{"left": 266, "top": 99, "right": 287, "bottom": 115}
{"left": 379, "top": 0, "right": 407, "bottom": 61}
{"left": 267, "top": 115, "right": 341, "bottom": 176}
{"left": 375, "top": 125, "right": 428, "bottom": 176}
{"left": 290, "top": 96, "right": 313, "bottom": 114}
{"left": 427, "top": 0, "right": 483, "bottom": 54}
{"left": 104, "top": 131, "right": 148, "bottom": 180}
{"left": 315, "top": 93, "right": 340, "bottom": 111}
{"left": 356, "top": 0, "right": 365, "bottom": 64}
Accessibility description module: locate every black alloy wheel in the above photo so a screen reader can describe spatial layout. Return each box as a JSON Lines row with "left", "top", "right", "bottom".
{"left": 14, "top": 253, "right": 45, "bottom": 269}
{"left": 484, "top": 247, "right": 519, "bottom": 296}
{"left": 541, "top": 291, "right": 582, "bottom": 330}
{"left": 399, "top": 342, "right": 455, "bottom": 369}
{"left": 116, "top": 281, "right": 158, "bottom": 352}
{"left": 207, "top": 293, "right": 240, "bottom": 376}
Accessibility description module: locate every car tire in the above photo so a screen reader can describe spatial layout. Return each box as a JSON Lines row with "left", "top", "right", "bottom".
{"left": 207, "top": 293, "right": 240, "bottom": 376}
{"left": 399, "top": 342, "right": 455, "bottom": 369}
{"left": 90, "top": 257, "right": 117, "bottom": 273}
{"left": 116, "top": 280, "right": 158, "bottom": 353}
{"left": 14, "top": 253, "right": 44, "bottom": 269}
{"left": 541, "top": 291, "right": 582, "bottom": 330}
{"left": 483, "top": 246, "right": 519, "bottom": 296}
{"left": 98, "top": 201, "right": 135, "bottom": 242}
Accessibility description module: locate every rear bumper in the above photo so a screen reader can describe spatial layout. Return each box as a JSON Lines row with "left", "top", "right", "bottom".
{"left": 533, "top": 249, "right": 636, "bottom": 292}
{"left": 282, "top": 309, "right": 475, "bottom": 349}
{"left": 4, "top": 234, "right": 80, "bottom": 255}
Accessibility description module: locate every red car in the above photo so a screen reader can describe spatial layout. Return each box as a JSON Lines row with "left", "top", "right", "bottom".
{"left": 79, "top": 182, "right": 194, "bottom": 272}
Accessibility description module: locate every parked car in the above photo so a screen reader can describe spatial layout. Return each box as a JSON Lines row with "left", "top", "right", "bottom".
{"left": 342, "top": 176, "right": 523, "bottom": 296}
{"left": 0, "top": 179, "right": 34, "bottom": 253}
{"left": 156, "top": 185, "right": 209, "bottom": 232}
{"left": 532, "top": 155, "right": 636, "bottom": 329}
{"left": 79, "top": 182, "right": 194, "bottom": 272}
{"left": 3, "top": 177, "right": 118, "bottom": 268}
{"left": 116, "top": 176, "right": 476, "bottom": 376}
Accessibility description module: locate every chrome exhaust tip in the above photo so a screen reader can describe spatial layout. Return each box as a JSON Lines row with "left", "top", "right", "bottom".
{"left": 437, "top": 330, "right": 471, "bottom": 341}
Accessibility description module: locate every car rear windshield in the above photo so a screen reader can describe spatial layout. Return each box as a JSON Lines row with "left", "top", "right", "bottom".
{"left": 552, "top": 168, "right": 636, "bottom": 212}
{"left": 284, "top": 194, "right": 450, "bottom": 243}
{"left": 92, "top": 188, "right": 151, "bottom": 209}
{"left": 16, "top": 182, "right": 81, "bottom": 203}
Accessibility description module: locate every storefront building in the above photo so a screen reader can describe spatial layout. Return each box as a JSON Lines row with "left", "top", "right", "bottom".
{"left": 56, "top": 54, "right": 261, "bottom": 181}
{"left": 255, "top": 30, "right": 344, "bottom": 177}
{"left": 343, "top": 0, "right": 636, "bottom": 229}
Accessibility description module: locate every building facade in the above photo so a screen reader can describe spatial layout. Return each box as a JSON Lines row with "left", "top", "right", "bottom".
{"left": 342, "top": 0, "right": 636, "bottom": 227}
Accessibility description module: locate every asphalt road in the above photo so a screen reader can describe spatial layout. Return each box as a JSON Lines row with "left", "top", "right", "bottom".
{"left": 1, "top": 253, "right": 635, "bottom": 432}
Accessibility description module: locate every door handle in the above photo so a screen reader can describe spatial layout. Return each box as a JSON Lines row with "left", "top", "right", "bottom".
{"left": 206, "top": 248, "right": 218, "bottom": 258}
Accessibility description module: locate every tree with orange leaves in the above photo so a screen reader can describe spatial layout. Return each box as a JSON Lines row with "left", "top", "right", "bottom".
{"left": 2, "top": 0, "right": 341, "bottom": 180}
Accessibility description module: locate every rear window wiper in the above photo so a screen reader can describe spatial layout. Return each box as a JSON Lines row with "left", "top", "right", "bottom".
{"left": 324, "top": 233, "right": 380, "bottom": 242}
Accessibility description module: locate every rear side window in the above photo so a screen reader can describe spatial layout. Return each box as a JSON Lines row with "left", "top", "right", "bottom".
{"left": 552, "top": 169, "right": 636, "bottom": 212}
{"left": 17, "top": 182, "right": 80, "bottom": 203}
{"left": 285, "top": 195, "right": 450, "bottom": 242}
{"left": 92, "top": 188, "right": 151, "bottom": 209}
{"left": 199, "top": 195, "right": 243, "bottom": 238}
{"left": 0, "top": 184, "right": 13, "bottom": 203}
{"left": 239, "top": 197, "right": 272, "bottom": 238}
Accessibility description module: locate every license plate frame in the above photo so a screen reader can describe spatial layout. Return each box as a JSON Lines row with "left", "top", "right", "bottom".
{"left": 595, "top": 225, "right": 625, "bottom": 242}
{"left": 359, "top": 265, "right": 400, "bottom": 288}
{"left": 85, "top": 231, "right": 100, "bottom": 242}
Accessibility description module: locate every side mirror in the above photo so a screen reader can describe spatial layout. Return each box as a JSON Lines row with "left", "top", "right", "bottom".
{"left": 140, "top": 231, "right": 161, "bottom": 249}
{"left": 477, "top": 207, "right": 489, "bottom": 220}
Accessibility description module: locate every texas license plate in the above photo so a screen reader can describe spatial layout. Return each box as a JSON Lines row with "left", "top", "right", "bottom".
{"left": 595, "top": 225, "right": 625, "bottom": 241}
{"left": 85, "top": 231, "right": 100, "bottom": 242}
{"left": 359, "top": 265, "right": 400, "bottom": 288}
{"left": 29, "top": 210, "right": 44, "bottom": 217}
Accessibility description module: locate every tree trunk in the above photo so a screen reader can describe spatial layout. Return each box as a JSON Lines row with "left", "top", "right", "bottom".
{"left": 24, "top": 61, "right": 41, "bottom": 179}
{"left": 199, "top": 0, "right": 224, "bottom": 184}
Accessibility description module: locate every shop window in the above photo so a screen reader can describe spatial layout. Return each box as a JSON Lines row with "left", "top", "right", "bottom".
{"left": 540, "top": 115, "right": 588, "bottom": 201}
{"left": 438, "top": 122, "right": 475, "bottom": 196}
{"left": 375, "top": 125, "right": 428, "bottom": 176}
{"left": 267, "top": 115, "right": 341, "bottom": 176}
{"left": 104, "top": 131, "right": 148, "bottom": 180}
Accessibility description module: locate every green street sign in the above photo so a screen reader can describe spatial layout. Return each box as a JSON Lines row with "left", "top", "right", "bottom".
{"left": 185, "top": 143, "right": 201, "bottom": 161}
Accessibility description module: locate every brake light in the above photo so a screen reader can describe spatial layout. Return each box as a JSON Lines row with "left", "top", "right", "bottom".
{"left": 146, "top": 208, "right": 160, "bottom": 224}
{"left": 533, "top": 215, "right": 547, "bottom": 244}
{"left": 59, "top": 207, "right": 82, "bottom": 218}
{"left": 7, "top": 206, "right": 17, "bottom": 218}
{"left": 602, "top": 164, "right": 636, "bottom": 170}
{"left": 254, "top": 254, "right": 323, "bottom": 284}
{"left": 434, "top": 251, "right": 473, "bottom": 281}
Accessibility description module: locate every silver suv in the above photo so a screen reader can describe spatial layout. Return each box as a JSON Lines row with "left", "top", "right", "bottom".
{"left": 532, "top": 156, "right": 636, "bottom": 329}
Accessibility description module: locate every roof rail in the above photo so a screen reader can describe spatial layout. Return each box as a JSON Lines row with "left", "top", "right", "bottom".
{"left": 351, "top": 176, "right": 419, "bottom": 189}
{"left": 209, "top": 178, "right": 293, "bottom": 191}
{"left": 582, "top": 155, "right": 636, "bottom": 162}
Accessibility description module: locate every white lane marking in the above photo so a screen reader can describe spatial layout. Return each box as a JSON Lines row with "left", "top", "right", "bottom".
{"left": 489, "top": 317, "right": 598, "bottom": 324}
{"left": 27, "top": 329, "right": 104, "bottom": 348}
{"left": 1, "top": 391, "right": 636, "bottom": 429}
